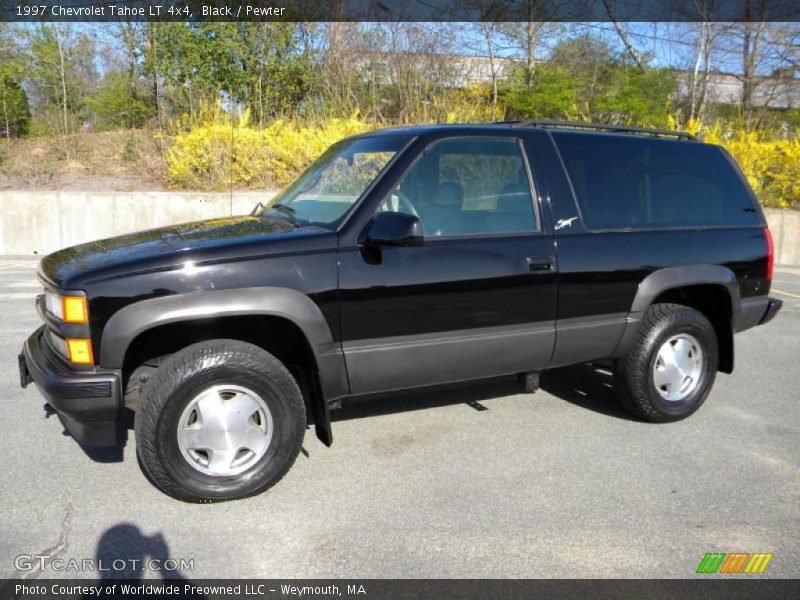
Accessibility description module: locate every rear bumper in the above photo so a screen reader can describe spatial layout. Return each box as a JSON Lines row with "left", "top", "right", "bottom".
{"left": 736, "top": 296, "right": 783, "bottom": 332}
{"left": 19, "top": 326, "right": 123, "bottom": 447}
{"left": 758, "top": 297, "right": 783, "bottom": 326}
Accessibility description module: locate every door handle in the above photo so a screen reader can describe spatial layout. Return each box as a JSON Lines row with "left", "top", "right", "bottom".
{"left": 526, "top": 257, "right": 554, "bottom": 272}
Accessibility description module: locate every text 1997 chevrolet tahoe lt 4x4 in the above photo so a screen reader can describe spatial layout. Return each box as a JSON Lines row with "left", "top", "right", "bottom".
{"left": 19, "top": 121, "right": 782, "bottom": 502}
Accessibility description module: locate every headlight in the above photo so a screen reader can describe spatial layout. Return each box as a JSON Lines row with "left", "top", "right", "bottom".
{"left": 44, "top": 291, "right": 62, "bottom": 319}
{"left": 45, "top": 291, "right": 89, "bottom": 324}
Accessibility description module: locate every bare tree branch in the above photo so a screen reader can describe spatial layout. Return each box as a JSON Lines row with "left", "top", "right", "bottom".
{"left": 601, "top": 0, "right": 646, "bottom": 71}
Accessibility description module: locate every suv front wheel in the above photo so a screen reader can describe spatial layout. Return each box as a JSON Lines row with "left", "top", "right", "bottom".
{"left": 615, "top": 303, "right": 719, "bottom": 422}
{"left": 135, "top": 340, "right": 306, "bottom": 502}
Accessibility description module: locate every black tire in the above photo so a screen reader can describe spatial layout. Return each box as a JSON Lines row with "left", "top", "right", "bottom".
{"left": 615, "top": 303, "right": 718, "bottom": 422}
{"left": 135, "top": 340, "right": 306, "bottom": 502}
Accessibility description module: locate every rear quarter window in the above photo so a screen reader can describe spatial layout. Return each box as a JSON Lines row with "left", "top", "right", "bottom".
{"left": 552, "top": 132, "right": 762, "bottom": 230}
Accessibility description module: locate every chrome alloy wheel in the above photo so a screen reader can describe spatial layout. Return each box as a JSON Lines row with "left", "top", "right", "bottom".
{"left": 652, "top": 334, "right": 704, "bottom": 402}
{"left": 177, "top": 384, "right": 273, "bottom": 476}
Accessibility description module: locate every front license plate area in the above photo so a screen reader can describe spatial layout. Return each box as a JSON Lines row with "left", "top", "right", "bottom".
{"left": 18, "top": 353, "right": 32, "bottom": 388}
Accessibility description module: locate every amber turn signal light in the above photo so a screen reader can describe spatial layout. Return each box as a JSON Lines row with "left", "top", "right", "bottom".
{"left": 66, "top": 338, "right": 94, "bottom": 365}
{"left": 62, "top": 296, "right": 89, "bottom": 324}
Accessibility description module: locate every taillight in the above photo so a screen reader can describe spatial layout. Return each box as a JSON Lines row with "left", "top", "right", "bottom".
{"left": 764, "top": 227, "right": 774, "bottom": 281}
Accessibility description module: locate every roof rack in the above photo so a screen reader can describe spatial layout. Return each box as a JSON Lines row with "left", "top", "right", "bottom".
{"left": 508, "top": 119, "right": 695, "bottom": 141}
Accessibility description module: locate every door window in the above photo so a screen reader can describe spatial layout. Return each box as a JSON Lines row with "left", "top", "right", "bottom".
{"left": 380, "top": 138, "right": 538, "bottom": 237}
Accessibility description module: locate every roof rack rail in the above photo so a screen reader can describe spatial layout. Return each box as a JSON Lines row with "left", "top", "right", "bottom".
{"left": 509, "top": 119, "right": 695, "bottom": 140}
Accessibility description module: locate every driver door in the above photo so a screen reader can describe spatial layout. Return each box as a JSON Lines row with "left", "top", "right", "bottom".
{"left": 337, "top": 136, "right": 558, "bottom": 395}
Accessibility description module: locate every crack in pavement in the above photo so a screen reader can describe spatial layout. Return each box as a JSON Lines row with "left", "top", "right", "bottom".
{"left": 2, "top": 501, "right": 75, "bottom": 586}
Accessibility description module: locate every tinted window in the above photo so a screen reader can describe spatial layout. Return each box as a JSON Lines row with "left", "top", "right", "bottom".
{"left": 261, "top": 136, "right": 410, "bottom": 228}
{"left": 379, "top": 137, "right": 538, "bottom": 237}
{"left": 552, "top": 132, "right": 761, "bottom": 230}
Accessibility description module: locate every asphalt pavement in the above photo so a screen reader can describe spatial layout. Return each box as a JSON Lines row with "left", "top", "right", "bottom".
{"left": 0, "top": 257, "right": 798, "bottom": 579}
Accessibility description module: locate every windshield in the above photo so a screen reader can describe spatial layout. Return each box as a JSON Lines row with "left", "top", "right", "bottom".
{"left": 259, "top": 135, "right": 412, "bottom": 228}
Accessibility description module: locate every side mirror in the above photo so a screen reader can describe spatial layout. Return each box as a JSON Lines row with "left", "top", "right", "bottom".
{"left": 365, "top": 212, "right": 424, "bottom": 247}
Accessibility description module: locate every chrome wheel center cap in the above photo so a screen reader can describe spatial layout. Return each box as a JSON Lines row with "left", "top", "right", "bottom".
{"left": 177, "top": 384, "right": 273, "bottom": 476}
{"left": 653, "top": 333, "right": 704, "bottom": 402}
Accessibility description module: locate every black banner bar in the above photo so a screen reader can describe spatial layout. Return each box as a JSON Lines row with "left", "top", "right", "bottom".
{"left": 2, "top": 0, "right": 800, "bottom": 23}
{"left": 1, "top": 579, "right": 800, "bottom": 600}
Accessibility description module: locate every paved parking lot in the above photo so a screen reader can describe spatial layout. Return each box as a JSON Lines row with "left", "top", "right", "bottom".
{"left": 0, "top": 257, "right": 798, "bottom": 579}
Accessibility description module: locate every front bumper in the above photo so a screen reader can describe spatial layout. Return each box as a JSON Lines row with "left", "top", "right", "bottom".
{"left": 19, "top": 326, "right": 123, "bottom": 446}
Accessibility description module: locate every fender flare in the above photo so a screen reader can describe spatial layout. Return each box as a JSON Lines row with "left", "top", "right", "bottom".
{"left": 613, "top": 264, "right": 740, "bottom": 358}
{"left": 100, "top": 287, "right": 348, "bottom": 446}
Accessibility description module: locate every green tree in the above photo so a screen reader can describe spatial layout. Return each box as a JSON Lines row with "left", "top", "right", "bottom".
{"left": 24, "top": 24, "right": 97, "bottom": 138}
{"left": 591, "top": 64, "right": 675, "bottom": 126}
{"left": 0, "top": 24, "right": 30, "bottom": 138}
{"left": 0, "top": 64, "right": 30, "bottom": 137}
{"left": 501, "top": 63, "right": 583, "bottom": 119}
{"left": 141, "top": 23, "right": 311, "bottom": 124}
{"left": 84, "top": 71, "right": 152, "bottom": 129}
{"left": 238, "top": 23, "right": 313, "bottom": 123}
{"left": 502, "top": 36, "right": 676, "bottom": 126}
{"left": 141, "top": 23, "right": 213, "bottom": 120}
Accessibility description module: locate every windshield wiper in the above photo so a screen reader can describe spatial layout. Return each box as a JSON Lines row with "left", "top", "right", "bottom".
{"left": 267, "top": 203, "right": 301, "bottom": 227}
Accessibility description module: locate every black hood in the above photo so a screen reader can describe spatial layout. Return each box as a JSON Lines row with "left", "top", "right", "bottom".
{"left": 39, "top": 215, "right": 321, "bottom": 289}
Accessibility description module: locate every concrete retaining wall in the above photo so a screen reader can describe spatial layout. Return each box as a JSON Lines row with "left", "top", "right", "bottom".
{"left": 764, "top": 208, "right": 800, "bottom": 266}
{"left": 0, "top": 191, "right": 275, "bottom": 255}
{"left": 0, "top": 191, "right": 797, "bottom": 264}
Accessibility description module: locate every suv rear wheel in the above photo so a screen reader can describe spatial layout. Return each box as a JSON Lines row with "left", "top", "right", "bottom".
{"left": 615, "top": 303, "right": 719, "bottom": 422}
{"left": 134, "top": 340, "right": 306, "bottom": 502}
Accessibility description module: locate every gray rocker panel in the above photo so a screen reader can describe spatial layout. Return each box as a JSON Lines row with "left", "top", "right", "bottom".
{"left": 343, "top": 322, "right": 556, "bottom": 395}
{"left": 549, "top": 313, "right": 628, "bottom": 368}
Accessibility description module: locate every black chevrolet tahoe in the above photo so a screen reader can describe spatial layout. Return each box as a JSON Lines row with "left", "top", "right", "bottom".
{"left": 19, "top": 121, "right": 782, "bottom": 502}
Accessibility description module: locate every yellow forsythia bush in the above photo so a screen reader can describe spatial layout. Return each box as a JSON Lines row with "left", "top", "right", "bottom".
{"left": 261, "top": 117, "right": 371, "bottom": 187}
{"left": 166, "top": 104, "right": 372, "bottom": 190}
{"left": 688, "top": 119, "right": 800, "bottom": 209}
{"left": 166, "top": 117, "right": 269, "bottom": 189}
{"left": 768, "top": 140, "right": 800, "bottom": 209}
{"left": 437, "top": 85, "right": 501, "bottom": 124}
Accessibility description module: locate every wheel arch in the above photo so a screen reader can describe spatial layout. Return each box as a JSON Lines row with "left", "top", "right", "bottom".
{"left": 101, "top": 287, "right": 347, "bottom": 445}
{"left": 614, "top": 265, "right": 740, "bottom": 373}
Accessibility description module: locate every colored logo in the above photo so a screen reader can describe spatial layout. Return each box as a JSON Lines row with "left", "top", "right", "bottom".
{"left": 696, "top": 552, "right": 773, "bottom": 574}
